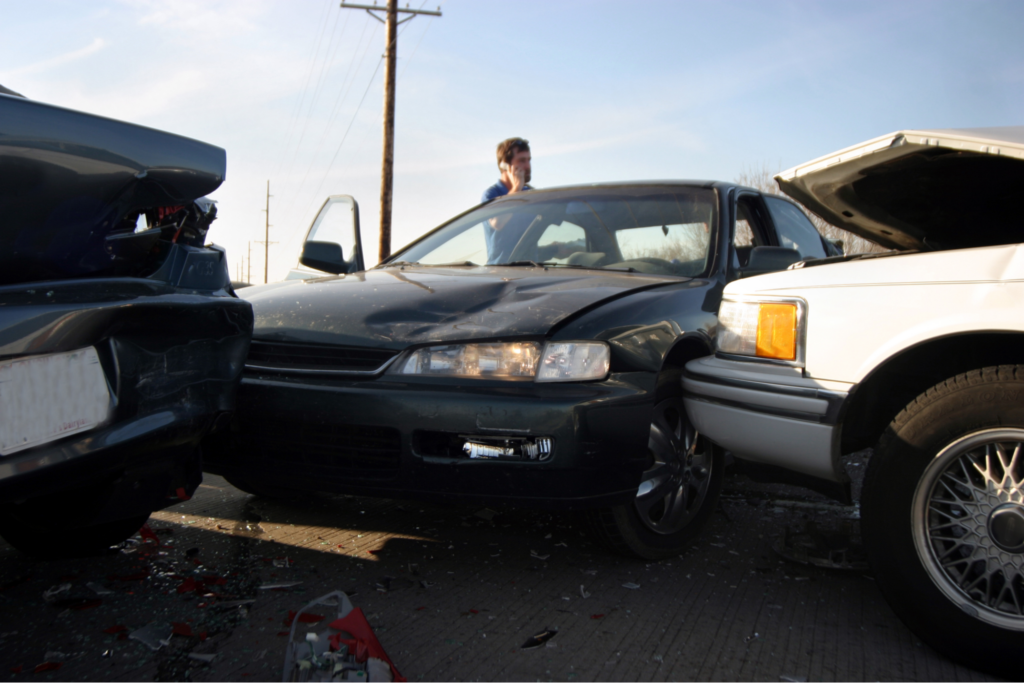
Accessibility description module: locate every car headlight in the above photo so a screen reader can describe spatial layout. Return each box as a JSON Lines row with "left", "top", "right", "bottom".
{"left": 389, "top": 341, "right": 610, "bottom": 382}
{"left": 717, "top": 296, "right": 806, "bottom": 365}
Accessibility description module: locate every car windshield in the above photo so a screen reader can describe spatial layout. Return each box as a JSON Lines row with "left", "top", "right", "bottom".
{"left": 389, "top": 187, "right": 717, "bottom": 277}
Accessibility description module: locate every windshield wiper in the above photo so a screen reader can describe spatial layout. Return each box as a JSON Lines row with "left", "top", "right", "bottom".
{"left": 537, "top": 262, "right": 637, "bottom": 273}
{"left": 493, "top": 260, "right": 543, "bottom": 268}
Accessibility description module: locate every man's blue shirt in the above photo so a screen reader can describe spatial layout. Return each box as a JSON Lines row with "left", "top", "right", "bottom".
{"left": 482, "top": 180, "right": 531, "bottom": 263}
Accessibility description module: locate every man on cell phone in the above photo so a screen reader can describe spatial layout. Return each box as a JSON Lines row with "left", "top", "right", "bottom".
{"left": 482, "top": 137, "right": 533, "bottom": 263}
{"left": 482, "top": 137, "right": 531, "bottom": 203}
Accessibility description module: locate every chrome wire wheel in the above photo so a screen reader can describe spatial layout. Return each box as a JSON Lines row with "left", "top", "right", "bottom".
{"left": 634, "top": 397, "right": 713, "bottom": 535}
{"left": 913, "top": 428, "right": 1024, "bottom": 631}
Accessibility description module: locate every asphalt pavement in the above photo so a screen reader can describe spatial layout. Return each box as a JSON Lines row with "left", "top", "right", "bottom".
{"left": 0, "top": 459, "right": 1002, "bottom": 682}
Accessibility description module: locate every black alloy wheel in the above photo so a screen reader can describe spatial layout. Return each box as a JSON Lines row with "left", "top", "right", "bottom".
{"left": 589, "top": 395, "right": 722, "bottom": 559}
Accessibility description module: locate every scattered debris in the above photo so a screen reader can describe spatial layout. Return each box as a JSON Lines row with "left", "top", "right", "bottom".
{"left": 622, "top": 582, "right": 640, "bottom": 590}
{"left": 521, "top": 629, "right": 558, "bottom": 649}
{"left": 42, "top": 584, "right": 71, "bottom": 603}
{"left": 780, "top": 676, "right": 808, "bottom": 682}
{"left": 86, "top": 582, "right": 113, "bottom": 596}
{"left": 188, "top": 653, "right": 217, "bottom": 664}
{"left": 129, "top": 623, "right": 174, "bottom": 652}
{"left": 282, "top": 590, "right": 404, "bottom": 682}
{"left": 773, "top": 521, "right": 868, "bottom": 571}
{"left": 579, "top": 586, "right": 590, "bottom": 599}
{"left": 530, "top": 551, "right": 550, "bottom": 561}
{"left": 260, "top": 582, "right": 303, "bottom": 590}
{"left": 473, "top": 509, "right": 497, "bottom": 522}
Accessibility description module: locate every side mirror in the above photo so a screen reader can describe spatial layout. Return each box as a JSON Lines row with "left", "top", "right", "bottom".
{"left": 738, "top": 246, "right": 802, "bottom": 278}
{"left": 300, "top": 240, "right": 348, "bottom": 274}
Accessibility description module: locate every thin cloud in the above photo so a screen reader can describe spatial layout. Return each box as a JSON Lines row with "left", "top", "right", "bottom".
{"left": 1, "top": 38, "right": 106, "bottom": 78}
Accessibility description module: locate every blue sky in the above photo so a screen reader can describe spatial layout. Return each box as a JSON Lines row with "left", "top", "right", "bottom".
{"left": 2, "top": 0, "right": 1021, "bottom": 281}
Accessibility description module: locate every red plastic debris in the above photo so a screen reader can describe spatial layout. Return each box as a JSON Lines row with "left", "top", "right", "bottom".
{"left": 590, "top": 614, "right": 605, "bottom": 620}
{"left": 199, "top": 631, "right": 208, "bottom": 641}
{"left": 468, "top": 609, "right": 479, "bottom": 614}
{"left": 201, "top": 575, "right": 227, "bottom": 586}
{"left": 367, "top": 549, "right": 379, "bottom": 555}
{"left": 415, "top": 606, "right": 426, "bottom": 611}
{"left": 172, "top": 622, "right": 193, "bottom": 637}
{"left": 139, "top": 525, "right": 160, "bottom": 544}
{"left": 327, "top": 608, "right": 406, "bottom": 682}
{"left": 176, "top": 578, "right": 208, "bottom": 594}
{"left": 33, "top": 662, "right": 62, "bottom": 674}
{"left": 284, "top": 611, "right": 324, "bottom": 626}
{"left": 175, "top": 487, "right": 191, "bottom": 501}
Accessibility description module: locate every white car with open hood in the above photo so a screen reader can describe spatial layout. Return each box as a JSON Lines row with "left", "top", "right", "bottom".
{"left": 682, "top": 127, "right": 1024, "bottom": 678}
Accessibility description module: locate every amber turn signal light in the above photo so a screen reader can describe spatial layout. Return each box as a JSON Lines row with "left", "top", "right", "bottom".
{"left": 755, "top": 303, "right": 798, "bottom": 360}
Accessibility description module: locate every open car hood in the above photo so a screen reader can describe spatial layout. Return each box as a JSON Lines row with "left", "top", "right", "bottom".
{"left": 0, "top": 93, "right": 226, "bottom": 284}
{"left": 775, "top": 127, "right": 1024, "bottom": 251}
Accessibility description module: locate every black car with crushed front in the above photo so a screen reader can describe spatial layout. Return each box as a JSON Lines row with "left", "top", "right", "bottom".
{"left": 0, "top": 92, "right": 252, "bottom": 558}
{"left": 204, "top": 182, "right": 836, "bottom": 558}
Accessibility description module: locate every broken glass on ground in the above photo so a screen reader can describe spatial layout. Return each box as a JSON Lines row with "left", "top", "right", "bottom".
{"left": 129, "top": 623, "right": 174, "bottom": 651}
{"left": 773, "top": 520, "right": 868, "bottom": 571}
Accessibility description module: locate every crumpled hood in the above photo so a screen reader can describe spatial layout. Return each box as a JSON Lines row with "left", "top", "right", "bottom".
{"left": 0, "top": 94, "right": 225, "bottom": 284}
{"left": 242, "top": 266, "right": 675, "bottom": 349}
{"left": 775, "top": 127, "right": 1024, "bottom": 251}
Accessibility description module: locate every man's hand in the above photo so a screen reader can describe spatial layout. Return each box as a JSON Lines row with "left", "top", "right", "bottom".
{"left": 509, "top": 164, "right": 527, "bottom": 193}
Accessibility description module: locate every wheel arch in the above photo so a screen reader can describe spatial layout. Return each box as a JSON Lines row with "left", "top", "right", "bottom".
{"left": 840, "top": 331, "right": 1024, "bottom": 454}
{"left": 654, "top": 332, "right": 714, "bottom": 400}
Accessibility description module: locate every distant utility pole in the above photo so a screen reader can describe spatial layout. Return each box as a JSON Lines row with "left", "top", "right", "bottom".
{"left": 340, "top": 0, "right": 442, "bottom": 262}
{"left": 247, "top": 241, "right": 252, "bottom": 284}
{"left": 254, "top": 180, "right": 278, "bottom": 284}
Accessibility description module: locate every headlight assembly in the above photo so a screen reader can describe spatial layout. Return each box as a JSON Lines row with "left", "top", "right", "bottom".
{"left": 389, "top": 341, "right": 610, "bottom": 382}
{"left": 717, "top": 296, "right": 806, "bottom": 365}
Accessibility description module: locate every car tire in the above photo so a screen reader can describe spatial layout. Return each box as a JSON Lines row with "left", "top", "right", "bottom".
{"left": 589, "top": 374, "right": 723, "bottom": 560}
{"left": 861, "top": 365, "right": 1024, "bottom": 679}
{"left": 224, "top": 474, "right": 299, "bottom": 500}
{"left": 0, "top": 513, "right": 150, "bottom": 559}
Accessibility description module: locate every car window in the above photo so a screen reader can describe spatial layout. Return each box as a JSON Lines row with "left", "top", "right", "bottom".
{"left": 392, "top": 188, "right": 718, "bottom": 277}
{"left": 765, "top": 196, "right": 827, "bottom": 260}
{"left": 733, "top": 197, "right": 768, "bottom": 268}
{"left": 615, "top": 223, "right": 710, "bottom": 272}
{"left": 537, "top": 221, "right": 587, "bottom": 264}
{"left": 307, "top": 197, "right": 358, "bottom": 264}
{"left": 409, "top": 221, "right": 488, "bottom": 265}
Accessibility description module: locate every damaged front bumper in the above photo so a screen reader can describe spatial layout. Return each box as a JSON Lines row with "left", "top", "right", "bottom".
{"left": 203, "top": 370, "right": 657, "bottom": 509}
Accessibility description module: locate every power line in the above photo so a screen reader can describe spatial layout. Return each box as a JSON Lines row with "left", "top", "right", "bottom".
{"left": 272, "top": 0, "right": 336, "bottom": 179}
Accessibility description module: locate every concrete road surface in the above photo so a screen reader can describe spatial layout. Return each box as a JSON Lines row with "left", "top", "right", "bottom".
{"left": 0, "top": 462, "right": 1002, "bottom": 682}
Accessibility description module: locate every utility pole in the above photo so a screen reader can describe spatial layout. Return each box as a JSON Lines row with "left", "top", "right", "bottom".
{"left": 254, "top": 180, "right": 278, "bottom": 284}
{"left": 247, "top": 241, "right": 252, "bottom": 284}
{"left": 340, "top": 1, "right": 441, "bottom": 262}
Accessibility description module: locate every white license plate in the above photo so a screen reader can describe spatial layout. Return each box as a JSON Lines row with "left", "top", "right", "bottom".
{"left": 0, "top": 347, "right": 112, "bottom": 456}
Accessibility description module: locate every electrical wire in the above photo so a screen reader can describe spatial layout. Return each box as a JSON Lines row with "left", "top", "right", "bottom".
{"left": 272, "top": 0, "right": 335, "bottom": 179}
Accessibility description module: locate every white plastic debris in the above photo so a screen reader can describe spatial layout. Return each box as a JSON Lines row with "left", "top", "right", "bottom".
{"left": 86, "top": 582, "right": 113, "bottom": 596}
{"left": 622, "top": 582, "right": 641, "bottom": 590}
{"left": 129, "top": 623, "right": 174, "bottom": 651}
{"left": 188, "top": 653, "right": 217, "bottom": 664}
{"left": 42, "top": 584, "right": 71, "bottom": 603}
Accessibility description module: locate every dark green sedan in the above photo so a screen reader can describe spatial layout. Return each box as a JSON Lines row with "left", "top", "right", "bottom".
{"left": 204, "top": 182, "right": 837, "bottom": 558}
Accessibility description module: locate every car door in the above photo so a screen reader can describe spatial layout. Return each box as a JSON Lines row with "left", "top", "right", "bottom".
{"left": 762, "top": 195, "right": 830, "bottom": 261}
{"left": 286, "top": 195, "right": 365, "bottom": 279}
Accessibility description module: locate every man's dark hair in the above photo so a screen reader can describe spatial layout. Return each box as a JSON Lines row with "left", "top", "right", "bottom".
{"left": 496, "top": 137, "right": 530, "bottom": 168}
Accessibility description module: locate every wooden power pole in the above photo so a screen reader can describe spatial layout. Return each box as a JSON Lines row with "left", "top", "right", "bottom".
{"left": 254, "top": 180, "right": 278, "bottom": 284}
{"left": 340, "top": 1, "right": 441, "bottom": 262}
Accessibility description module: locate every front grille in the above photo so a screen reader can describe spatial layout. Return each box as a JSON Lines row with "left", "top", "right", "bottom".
{"left": 240, "top": 418, "right": 400, "bottom": 477}
{"left": 246, "top": 340, "right": 397, "bottom": 373}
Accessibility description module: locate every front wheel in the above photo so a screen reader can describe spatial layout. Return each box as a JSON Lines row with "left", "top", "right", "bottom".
{"left": 589, "top": 396, "right": 723, "bottom": 559}
{"left": 862, "top": 365, "right": 1024, "bottom": 679}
